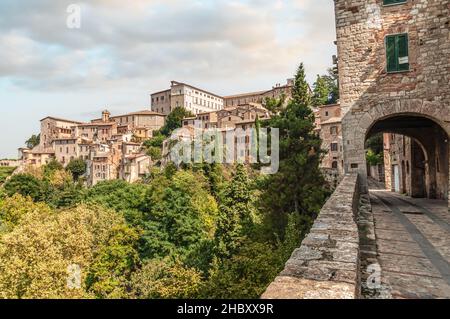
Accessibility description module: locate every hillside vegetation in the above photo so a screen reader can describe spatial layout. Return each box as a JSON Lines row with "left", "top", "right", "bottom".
{"left": 0, "top": 63, "right": 330, "bottom": 299}
{"left": 0, "top": 167, "right": 16, "bottom": 185}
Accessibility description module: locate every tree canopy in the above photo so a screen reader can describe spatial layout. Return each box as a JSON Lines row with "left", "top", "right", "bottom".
{"left": 25, "top": 134, "right": 40, "bottom": 149}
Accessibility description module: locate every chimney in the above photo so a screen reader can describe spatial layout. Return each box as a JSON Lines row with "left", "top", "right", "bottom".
{"left": 102, "top": 110, "right": 110, "bottom": 122}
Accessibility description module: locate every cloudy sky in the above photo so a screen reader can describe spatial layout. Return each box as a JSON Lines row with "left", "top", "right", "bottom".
{"left": 0, "top": 0, "right": 336, "bottom": 158}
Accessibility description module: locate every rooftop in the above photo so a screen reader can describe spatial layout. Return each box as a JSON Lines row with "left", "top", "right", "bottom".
{"left": 320, "top": 117, "right": 342, "bottom": 125}
{"left": 40, "top": 116, "right": 83, "bottom": 124}
{"left": 170, "top": 81, "right": 224, "bottom": 99}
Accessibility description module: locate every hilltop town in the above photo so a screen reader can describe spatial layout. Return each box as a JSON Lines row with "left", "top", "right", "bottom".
{"left": 14, "top": 78, "right": 344, "bottom": 186}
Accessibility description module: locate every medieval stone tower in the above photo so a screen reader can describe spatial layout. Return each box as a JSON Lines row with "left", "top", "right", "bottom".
{"left": 333, "top": 0, "right": 450, "bottom": 203}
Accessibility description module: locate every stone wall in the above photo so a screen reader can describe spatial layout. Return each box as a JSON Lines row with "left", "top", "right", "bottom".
{"left": 262, "top": 174, "right": 361, "bottom": 299}
{"left": 334, "top": 0, "right": 450, "bottom": 202}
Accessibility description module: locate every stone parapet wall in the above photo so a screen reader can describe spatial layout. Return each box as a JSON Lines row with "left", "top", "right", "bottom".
{"left": 262, "top": 174, "right": 361, "bottom": 299}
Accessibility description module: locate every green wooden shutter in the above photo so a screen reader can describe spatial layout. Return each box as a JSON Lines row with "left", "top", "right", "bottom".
{"left": 386, "top": 36, "right": 397, "bottom": 72}
{"left": 383, "top": 0, "right": 407, "bottom": 5}
{"left": 386, "top": 33, "right": 409, "bottom": 72}
{"left": 397, "top": 34, "right": 409, "bottom": 71}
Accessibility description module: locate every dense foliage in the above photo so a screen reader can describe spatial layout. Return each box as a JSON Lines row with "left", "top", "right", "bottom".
{"left": 366, "top": 133, "right": 384, "bottom": 166}
{"left": 0, "top": 167, "right": 16, "bottom": 185}
{"left": 311, "top": 68, "right": 339, "bottom": 107}
{"left": 260, "top": 63, "right": 329, "bottom": 236}
{"left": 0, "top": 62, "right": 329, "bottom": 299}
{"left": 159, "top": 107, "right": 194, "bottom": 137}
{"left": 66, "top": 159, "right": 87, "bottom": 180}
{"left": 25, "top": 134, "right": 40, "bottom": 149}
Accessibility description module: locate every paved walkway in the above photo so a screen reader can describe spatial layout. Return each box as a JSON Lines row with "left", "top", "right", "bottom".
{"left": 368, "top": 180, "right": 450, "bottom": 299}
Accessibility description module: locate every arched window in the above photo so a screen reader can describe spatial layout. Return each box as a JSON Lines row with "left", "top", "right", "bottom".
{"left": 332, "top": 161, "right": 338, "bottom": 169}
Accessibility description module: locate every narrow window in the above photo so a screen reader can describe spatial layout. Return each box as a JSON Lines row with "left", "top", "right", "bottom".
{"left": 386, "top": 33, "right": 409, "bottom": 72}
{"left": 331, "top": 143, "right": 338, "bottom": 152}
{"left": 383, "top": 0, "right": 407, "bottom": 5}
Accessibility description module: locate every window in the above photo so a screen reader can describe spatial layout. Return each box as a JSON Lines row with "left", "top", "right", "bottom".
{"left": 330, "top": 143, "right": 338, "bottom": 152}
{"left": 386, "top": 33, "right": 409, "bottom": 72}
{"left": 332, "top": 161, "right": 338, "bottom": 169}
{"left": 383, "top": 0, "right": 407, "bottom": 5}
{"left": 330, "top": 126, "right": 338, "bottom": 135}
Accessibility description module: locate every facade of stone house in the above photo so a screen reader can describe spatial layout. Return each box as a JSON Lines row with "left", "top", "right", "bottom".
{"left": 172, "top": 103, "right": 270, "bottom": 165}
{"left": 223, "top": 79, "right": 294, "bottom": 107}
{"left": 316, "top": 104, "right": 343, "bottom": 172}
{"left": 53, "top": 138, "right": 79, "bottom": 166}
{"left": 335, "top": 0, "right": 450, "bottom": 202}
{"left": 383, "top": 132, "right": 433, "bottom": 198}
{"left": 18, "top": 148, "right": 54, "bottom": 167}
{"left": 120, "top": 154, "right": 151, "bottom": 183}
{"left": 39, "top": 117, "right": 82, "bottom": 149}
{"left": 19, "top": 109, "right": 157, "bottom": 186}
{"left": 151, "top": 81, "right": 224, "bottom": 115}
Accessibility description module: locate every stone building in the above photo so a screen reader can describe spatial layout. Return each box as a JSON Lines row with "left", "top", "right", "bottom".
{"left": 383, "top": 132, "right": 434, "bottom": 198}
{"left": 0, "top": 159, "right": 19, "bottom": 167}
{"left": 335, "top": 0, "right": 450, "bottom": 203}
{"left": 223, "top": 79, "right": 294, "bottom": 108}
{"left": 39, "top": 117, "right": 82, "bottom": 149}
{"left": 151, "top": 81, "right": 224, "bottom": 115}
{"left": 53, "top": 137, "right": 79, "bottom": 166}
{"left": 120, "top": 153, "right": 152, "bottom": 183}
{"left": 168, "top": 103, "right": 270, "bottom": 165}
{"left": 18, "top": 109, "right": 164, "bottom": 186}
{"left": 315, "top": 104, "right": 344, "bottom": 174}
{"left": 18, "top": 148, "right": 54, "bottom": 168}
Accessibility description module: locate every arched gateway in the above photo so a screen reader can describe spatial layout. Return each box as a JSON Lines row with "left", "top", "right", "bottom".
{"left": 343, "top": 100, "right": 450, "bottom": 204}
{"left": 334, "top": 0, "right": 450, "bottom": 206}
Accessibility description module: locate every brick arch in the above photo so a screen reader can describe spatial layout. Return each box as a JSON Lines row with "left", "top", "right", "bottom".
{"left": 341, "top": 99, "right": 450, "bottom": 205}
{"left": 360, "top": 99, "right": 450, "bottom": 139}
{"left": 359, "top": 100, "right": 450, "bottom": 136}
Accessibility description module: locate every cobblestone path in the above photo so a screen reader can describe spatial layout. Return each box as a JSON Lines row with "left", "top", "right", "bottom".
{"left": 368, "top": 183, "right": 450, "bottom": 299}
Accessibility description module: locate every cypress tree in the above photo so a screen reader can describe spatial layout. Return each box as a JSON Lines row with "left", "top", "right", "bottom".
{"left": 260, "top": 63, "right": 328, "bottom": 236}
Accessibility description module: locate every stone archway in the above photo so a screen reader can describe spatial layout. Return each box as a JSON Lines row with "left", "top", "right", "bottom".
{"left": 342, "top": 99, "right": 450, "bottom": 206}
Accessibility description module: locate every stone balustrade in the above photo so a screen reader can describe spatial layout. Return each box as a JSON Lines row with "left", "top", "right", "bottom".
{"left": 262, "top": 173, "right": 361, "bottom": 299}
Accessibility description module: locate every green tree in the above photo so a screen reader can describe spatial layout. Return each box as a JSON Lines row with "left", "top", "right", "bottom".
{"left": 200, "top": 240, "right": 283, "bottom": 299}
{"left": 0, "top": 167, "right": 16, "bottom": 185}
{"left": 260, "top": 63, "right": 328, "bottom": 236}
{"left": 312, "top": 74, "right": 330, "bottom": 107}
{"left": 160, "top": 107, "right": 194, "bottom": 136}
{"left": 3, "top": 174, "right": 44, "bottom": 202}
{"left": 25, "top": 134, "right": 40, "bottom": 149}
{"left": 366, "top": 149, "right": 383, "bottom": 166}
{"left": 0, "top": 194, "right": 52, "bottom": 233}
{"left": 215, "top": 165, "right": 252, "bottom": 258}
{"left": 143, "top": 133, "right": 165, "bottom": 148}
{"left": 86, "top": 180, "right": 148, "bottom": 226}
{"left": 366, "top": 133, "right": 383, "bottom": 155}
{"left": 140, "top": 171, "right": 218, "bottom": 260}
{"left": 43, "top": 159, "right": 64, "bottom": 177}
{"left": 130, "top": 258, "right": 202, "bottom": 299}
{"left": 263, "top": 95, "right": 285, "bottom": 114}
{"left": 324, "top": 67, "right": 339, "bottom": 104}
{"left": 86, "top": 224, "right": 140, "bottom": 299}
{"left": 146, "top": 146, "right": 162, "bottom": 161}
{"left": 66, "top": 158, "right": 87, "bottom": 180}
{"left": 0, "top": 204, "right": 130, "bottom": 299}
{"left": 292, "top": 63, "right": 312, "bottom": 107}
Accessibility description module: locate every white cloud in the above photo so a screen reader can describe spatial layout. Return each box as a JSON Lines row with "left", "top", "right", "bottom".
{"left": 0, "top": 0, "right": 336, "bottom": 91}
